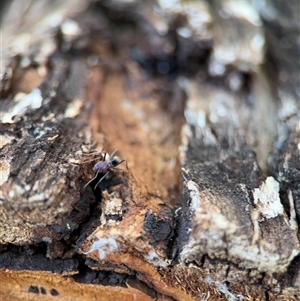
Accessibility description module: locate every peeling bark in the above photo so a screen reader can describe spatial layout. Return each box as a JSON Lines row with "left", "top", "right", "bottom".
{"left": 1, "top": 0, "right": 299, "bottom": 300}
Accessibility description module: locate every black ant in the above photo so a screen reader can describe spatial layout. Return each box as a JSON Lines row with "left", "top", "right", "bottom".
{"left": 83, "top": 149, "right": 128, "bottom": 190}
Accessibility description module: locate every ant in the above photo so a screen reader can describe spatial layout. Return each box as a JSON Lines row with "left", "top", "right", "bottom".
{"left": 83, "top": 149, "right": 128, "bottom": 190}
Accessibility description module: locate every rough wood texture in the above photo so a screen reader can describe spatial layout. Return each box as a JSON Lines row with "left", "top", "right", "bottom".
{"left": 0, "top": 270, "right": 155, "bottom": 301}
{"left": 1, "top": 0, "right": 299, "bottom": 300}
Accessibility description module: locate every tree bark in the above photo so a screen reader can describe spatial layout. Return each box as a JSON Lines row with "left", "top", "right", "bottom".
{"left": 1, "top": 1, "right": 299, "bottom": 300}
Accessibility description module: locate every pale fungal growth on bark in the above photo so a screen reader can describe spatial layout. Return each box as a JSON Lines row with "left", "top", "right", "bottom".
{"left": 82, "top": 234, "right": 120, "bottom": 260}
{"left": 1, "top": 89, "right": 43, "bottom": 123}
{"left": 180, "top": 170, "right": 299, "bottom": 274}
{"left": 144, "top": 250, "right": 167, "bottom": 268}
{"left": 0, "top": 160, "right": 11, "bottom": 187}
{"left": 64, "top": 98, "right": 84, "bottom": 118}
{"left": 252, "top": 176, "right": 284, "bottom": 220}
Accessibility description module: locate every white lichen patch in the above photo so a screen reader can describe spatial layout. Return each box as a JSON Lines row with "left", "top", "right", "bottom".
{"left": 0, "top": 161, "right": 10, "bottom": 187}
{"left": 82, "top": 234, "right": 119, "bottom": 260}
{"left": 61, "top": 19, "right": 82, "bottom": 36}
{"left": 184, "top": 108, "right": 206, "bottom": 128}
{"left": 64, "top": 98, "right": 83, "bottom": 118}
{"left": 206, "top": 276, "right": 244, "bottom": 301}
{"left": 222, "top": 0, "right": 261, "bottom": 26}
{"left": 27, "top": 193, "right": 48, "bottom": 203}
{"left": 208, "top": 1, "right": 264, "bottom": 75}
{"left": 186, "top": 180, "right": 201, "bottom": 212}
{"left": 8, "top": 184, "right": 25, "bottom": 199}
{"left": 181, "top": 176, "right": 300, "bottom": 273}
{"left": 144, "top": 250, "right": 167, "bottom": 267}
{"left": 0, "top": 134, "right": 14, "bottom": 148}
{"left": 288, "top": 190, "right": 298, "bottom": 231}
{"left": 179, "top": 123, "right": 193, "bottom": 163}
{"left": 278, "top": 93, "right": 298, "bottom": 120}
{"left": 2, "top": 89, "right": 43, "bottom": 123}
{"left": 158, "top": 0, "right": 212, "bottom": 41}
{"left": 252, "top": 176, "right": 284, "bottom": 220}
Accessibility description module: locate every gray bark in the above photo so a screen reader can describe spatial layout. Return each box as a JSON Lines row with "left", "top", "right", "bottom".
{"left": 0, "top": 1, "right": 299, "bottom": 300}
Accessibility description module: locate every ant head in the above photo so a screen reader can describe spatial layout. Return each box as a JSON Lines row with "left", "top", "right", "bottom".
{"left": 111, "top": 156, "right": 121, "bottom": 166}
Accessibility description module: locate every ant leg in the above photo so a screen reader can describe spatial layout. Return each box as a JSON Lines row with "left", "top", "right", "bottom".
{"left": 80, "top": 152, "right": 107, "bottom": 164}
{"left": 94, "top": 171, "right": 109, "bottom": 190}
{"left": 112, "top": 167, "right": 125, "bottom": 177}
{"left": 115, "top": 159, "right": 129, "bottom": 170}
{"left": 122, "top": 159, "right": 129, "bottom": 170}
{"left": 81, "top": 150, "right": 104, "bottom": 156}
{"left": 83, "top": 170, "right": 100, "bottom": 189}
{"left": 81, "top": 150, "right": 106, "bottom": 161}
{"left": 80, "top": 157, "right": 103, "bottom": 164}
{"left": 112, "top": 167, "right": 125, "bottom": 171}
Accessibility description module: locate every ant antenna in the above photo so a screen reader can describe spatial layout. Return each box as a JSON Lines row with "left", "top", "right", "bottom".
{"left": 109, "top": 149, "right": 118, "bottom": 159}
{"left": 116, "top": 159, "right": 129, "bottom": 170}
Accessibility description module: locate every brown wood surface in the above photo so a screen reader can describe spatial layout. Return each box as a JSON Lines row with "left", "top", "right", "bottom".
{"left": 1, "top": 0, "right": 299, "bottom": 300}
